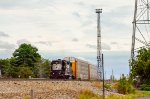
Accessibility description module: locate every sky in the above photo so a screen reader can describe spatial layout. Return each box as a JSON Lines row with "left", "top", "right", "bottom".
{"left": 0, "top": 0, "right": 135, "bottom": 79}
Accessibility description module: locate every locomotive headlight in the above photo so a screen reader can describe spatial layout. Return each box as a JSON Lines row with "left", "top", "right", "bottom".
{"left": 59, "top": 71, "right": 61, "bottom": 75}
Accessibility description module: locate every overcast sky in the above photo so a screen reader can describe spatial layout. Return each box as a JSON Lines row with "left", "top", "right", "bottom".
{"left": 0, "top": 0, "right": 135, "bottom": 79}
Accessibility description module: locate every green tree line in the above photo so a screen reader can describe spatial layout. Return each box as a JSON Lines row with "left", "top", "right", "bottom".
{"left": 0, "top": 43, "right": 51, "bottom": 78}
{"left": 131, "top": 47, "right": 150, "bottom": 85}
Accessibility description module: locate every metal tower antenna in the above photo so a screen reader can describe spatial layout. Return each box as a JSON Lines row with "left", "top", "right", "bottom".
{"left": 130, "top": 0, "right": 150, "bottom": 73}
{"left": 96, "top": 9, "right": 102, "bottom": 80}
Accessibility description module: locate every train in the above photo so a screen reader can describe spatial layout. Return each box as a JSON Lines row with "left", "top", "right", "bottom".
{"left": 50, "top": 57, "right": 99, "bottom": 80}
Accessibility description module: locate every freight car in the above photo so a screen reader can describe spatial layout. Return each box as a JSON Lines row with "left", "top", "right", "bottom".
{"left": 50, "top": 57, "right": 99, "bottom": 80}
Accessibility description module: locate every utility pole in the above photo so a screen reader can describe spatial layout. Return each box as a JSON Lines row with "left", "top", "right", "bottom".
{"left": 130, "top": 0, "right": 150, "bottom": 73}
{"left": 102, "top": 54, "right": 105, "bottom": 99}
{"left": 96, "top": 9, "right": 102, "bottom": 80}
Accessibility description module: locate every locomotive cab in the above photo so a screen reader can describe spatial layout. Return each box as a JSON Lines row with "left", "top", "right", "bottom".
{"left": 50, "top": 59, "right": 73, "bottom": 79}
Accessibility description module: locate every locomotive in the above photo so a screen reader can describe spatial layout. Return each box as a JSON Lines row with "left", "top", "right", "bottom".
{"left": 50, "top": 59, "right": 73, "bottom": 79}
{"left": 50, "top": 57, "right": 99, "bottom": 80}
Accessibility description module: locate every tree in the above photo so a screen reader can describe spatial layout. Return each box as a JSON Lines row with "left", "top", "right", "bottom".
{"left": 11, "top": 43, "right": 41, "bottom": 78}
{"left": 18, "top": 65, "right": 33, "bottom": 78}
{"left": 0, "top": 58, "right": 18, "bottom": 78}
{"left": 35, "top": 59, "right": 51, "bottom": 78}
{"left": 13, "top": 43, "right": 41, "bottom": 67}
{"left": 0, "top": 43, "right": 52, "bottom": 78}
{"left": 41, "top": 59, "right": 51, "bottom": 78}
{"left": 131, "top": 48, "right": 150, "bottom": 84}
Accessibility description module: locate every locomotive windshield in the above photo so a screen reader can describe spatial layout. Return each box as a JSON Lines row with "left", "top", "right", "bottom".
{"left": 52, "top": 64, "right": 62, "bottom": 70}
{"left": 51, "top": 60, "right": 62, "bottom": 70}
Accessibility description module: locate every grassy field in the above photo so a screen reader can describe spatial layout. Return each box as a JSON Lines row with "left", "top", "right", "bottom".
{"left": 80, "top": 81, "right": 149, "bottom": 99}
{"left": 106, "top": 91, "right": 150, "bottom": 99}
{"left": 77, "top": 90, "right": 150, "bottom": 99}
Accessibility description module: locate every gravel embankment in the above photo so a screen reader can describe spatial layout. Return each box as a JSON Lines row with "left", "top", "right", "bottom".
{"left": 0, "top": 80, "right": 120, "bottom": 99}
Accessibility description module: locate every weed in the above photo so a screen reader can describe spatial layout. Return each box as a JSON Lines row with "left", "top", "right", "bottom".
{"left": 24, "top": 95, "right": 30, "bottom": 99}
{"left": 104, "top": 83, "right": 112, "bottom": 91}
{"left": 117, "top": 75, "right": 135, "bottom": 94}
{"left": 77, "top": 90, "right": 102, "bottom": 99}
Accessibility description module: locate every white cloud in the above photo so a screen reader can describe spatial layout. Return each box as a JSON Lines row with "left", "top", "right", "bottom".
{"left": 35, "top": 41, "right": 52, "bottom": 46}
{"left": 72, "top": 38, "right": 78, "bottom": 42}
{"left": 86, "top": 44, "right": 96, "bottom": 49}
{"left": 102, "top": 43, "right": 111, "bottom": 50}
{"left": 0, "top": 31, "right": 9, "bottom": 37}
{"left": 86, "top": 43, "right": 111, "bottom": 50}
{"left": 111, "top": 42, "right": 118, "bottom": 45}
{"left": 17, "top": 39, "right": 30, "bottom": 45}
{"left": 0, "top": 0, "right": 134, "bottom": 55}
{"left": 0, "top": 41, "right": 15, "bottom": 50}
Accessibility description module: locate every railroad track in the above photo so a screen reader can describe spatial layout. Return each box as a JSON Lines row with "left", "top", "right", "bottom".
{"left": 0, "top": 78, "right": 96, "bottom": 81}
{"left": 0, "top": 78, "right": 78, "bottom": 81}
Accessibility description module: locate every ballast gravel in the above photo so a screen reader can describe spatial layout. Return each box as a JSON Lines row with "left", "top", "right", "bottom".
{"left": 0, "top": 80, "right": 121, "bottom": 99}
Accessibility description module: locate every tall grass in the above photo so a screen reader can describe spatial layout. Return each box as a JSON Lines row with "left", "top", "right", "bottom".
{"left": 117, "top": 75, "right": 135, "bottom": 94}
{"left": 142, "top": 91, "right": 150, "bottom": 95}
{"left": 77, "top": 90, "right": 150, "bottom": 99}
{"left": 77, "top": 90, "right": 102, "bottom": 99}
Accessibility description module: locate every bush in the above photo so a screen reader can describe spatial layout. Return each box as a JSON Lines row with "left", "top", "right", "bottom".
{"left": 117, "top": 74, "right": 135, "bottom": 94}
{"left": 18, "top": 66, "right": 33, "bottom": 78}
{"left": 104, "top": 83, "right": 112, "bottom": 91}
{"left": 140, "top": 84, "right": 150, "bottom": 91}
{"left": 143, "top": 79, "right": 150, "bottom": 85}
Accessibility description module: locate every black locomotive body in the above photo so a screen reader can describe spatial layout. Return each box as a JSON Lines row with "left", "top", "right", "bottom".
{"left": 50, "top": 59, "right": 73, "bottom": 79}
